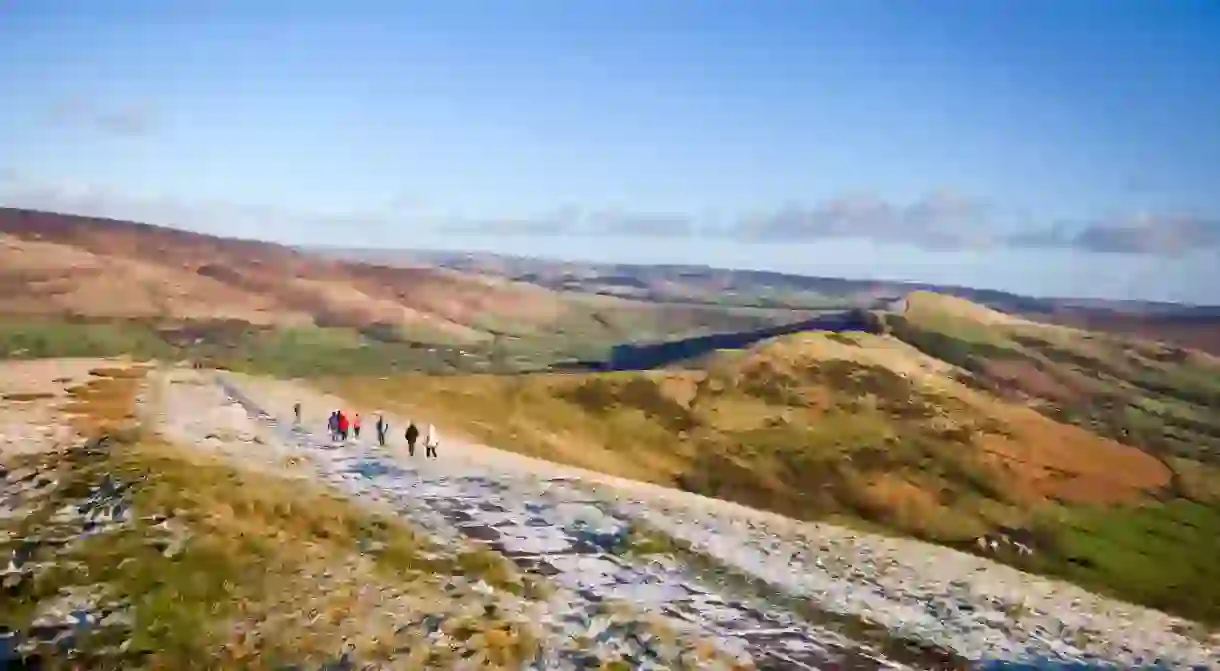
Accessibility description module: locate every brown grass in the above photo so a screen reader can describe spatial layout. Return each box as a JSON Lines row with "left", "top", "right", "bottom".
{"left": 0, "top": 207, "right": 640, "bottom": 342}
{"left": 982, "top": 359, "right": 1077, "bottom": 403}
{"left": 62, "top": 370, "right": 145, "bottom": 438}
{"left": 1047, "top": 311, "right": 1220, "bottom": 357}
{"left": 323, "top": 327, "right": 1171, "bottom": 551}
{"left": 7, "top": 362, "right": 544, "bottom": 668}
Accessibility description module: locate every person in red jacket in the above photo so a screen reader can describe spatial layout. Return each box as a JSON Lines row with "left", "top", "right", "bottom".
{"left": 337, "top": 411, "right": 349, "bottom": 441}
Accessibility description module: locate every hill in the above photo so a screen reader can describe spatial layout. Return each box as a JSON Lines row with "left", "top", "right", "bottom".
{"left": 326, "top": 248, "right": 1220, "bottom": 356}
{"left": 323, "top": 292, "right": 1220, "bottom": 625}
{"left": 0, "top": 208, "right": 818, "bottom": 375}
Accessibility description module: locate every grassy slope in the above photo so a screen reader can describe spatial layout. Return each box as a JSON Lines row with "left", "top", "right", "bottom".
{"left": 889, "top": 292, "right": 1220, "bottom": 466}
{"left": 0, "top": 297, "right": 807, "bottom": 379}
{"left": 324, "top": 294, "right": 1220, "bottom": 626}
{"left": 1, "top": 366, "right": 540, "bottom": 668}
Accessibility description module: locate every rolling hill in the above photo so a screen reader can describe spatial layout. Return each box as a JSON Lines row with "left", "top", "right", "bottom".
{"left": 323, "top": 247, "right": 1220, "bottom": 356}
{"left": 0, "top": 208, "right": 818, "bottom": 374}
{"left": 0, "top": 207, "right": 597, "bottom": 341}
{"left": 323, "top": 292, "right": 1220, "bottom": 625}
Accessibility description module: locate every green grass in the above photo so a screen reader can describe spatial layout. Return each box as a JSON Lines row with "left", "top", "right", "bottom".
{"left": 0, "top": 317, "right": 175, "bottom": 360}
{"left": 1027, "top": 500, "right": 1220, "bottom": 625}
{"left": 0, "top": 302, "right": 816, "bottom": 378}
{"left": 0, "top": 316, "right": 493, "bottom": 376}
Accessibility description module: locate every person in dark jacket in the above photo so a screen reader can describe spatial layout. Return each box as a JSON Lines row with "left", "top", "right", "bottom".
{"left": 404, "top": 419, "right": 420, "bottom": 457}
{"left": 375, "top": 414, "right": 388, "bottom": 447}
{"left": 327, "top": 411, "right": 338, "bottom": 440}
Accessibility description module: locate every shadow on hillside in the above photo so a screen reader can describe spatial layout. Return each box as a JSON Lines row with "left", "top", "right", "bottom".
{"left": 565, "top": 308, "right": 884, "bottom": 372}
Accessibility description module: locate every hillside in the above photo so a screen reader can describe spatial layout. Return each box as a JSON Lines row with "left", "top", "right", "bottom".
{"left": 0, "top": 208, "right": 816, "bottom": 374}
{"left": 311, "top": 248, "right": 1054, "bottom": 311}
{"left": 323, "top": 293, "right": 1220, "bottom": 625}
{"left": 888, "top": 292, "right": 1220, "bottom": 465}
{"left": 1040, "top": 308, "right": 1220, "bottom": 356}
{"left": 326, "top": 248, "right": 1220, "bottom": 356}
{"left": 8, "top": 361, "right": 1215, "bottom": 667}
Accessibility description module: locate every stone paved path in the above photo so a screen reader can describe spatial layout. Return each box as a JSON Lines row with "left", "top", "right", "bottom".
{"left": 215, "top": 376, "right": 916, "bottom": 670}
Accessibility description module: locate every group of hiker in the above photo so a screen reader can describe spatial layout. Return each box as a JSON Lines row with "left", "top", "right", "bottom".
{"left": 326, "top": 409, "right": 360, "bottom": 441}
{"left": 309, "top": 404, "right": 438, "bottom": 458}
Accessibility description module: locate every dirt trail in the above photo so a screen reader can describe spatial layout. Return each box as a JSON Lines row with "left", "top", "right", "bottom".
{"left": 225, "top": 371, "right": 833, "bottom": 531}
{"left": 213, "top": 372, "right": 917, "bottom": 670}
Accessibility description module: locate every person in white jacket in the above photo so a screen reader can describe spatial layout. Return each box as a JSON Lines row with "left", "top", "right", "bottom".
{"left": 424, "top": 423, "right": 439, "bottom": 459}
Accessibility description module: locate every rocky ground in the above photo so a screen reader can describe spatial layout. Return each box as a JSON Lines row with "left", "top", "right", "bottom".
{"left": 2, "top": 361, "right": 1218, "bottom": 669}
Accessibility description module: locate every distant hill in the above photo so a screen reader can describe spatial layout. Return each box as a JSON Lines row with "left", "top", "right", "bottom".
{"left": 330, "top": 291, "right": 1220, "bottom": 625}
{"left": 0, "top": 208, "right": 820, "bottom": 374}
{"left": 0, "top": 207, "right": 584, "bottom": 343}
{"left": 310, "top": 246, "right": 1220, "bottom": 355}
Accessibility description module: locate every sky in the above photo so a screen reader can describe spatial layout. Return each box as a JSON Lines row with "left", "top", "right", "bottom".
{"left": 2, "top": 0, "right": 1219, "bottom": 303}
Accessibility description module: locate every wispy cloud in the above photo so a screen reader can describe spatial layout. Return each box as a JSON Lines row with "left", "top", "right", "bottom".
{"left": 4, "top": 173, "right": 1217, "bottom": 257}
{"left": 444, "top": 216, "right": 572, "bottom": 236}
{"left": 1012, "top": 214, "right": 1220, "bottom": 255}
{"left": 731, "top": 189, "right": 996, "bottom": 249}
{"left": 439, "top": 207, "right": 696, "bottom": 238}
{"left": 46, "top": 98, "right": 157, "bottom": 137}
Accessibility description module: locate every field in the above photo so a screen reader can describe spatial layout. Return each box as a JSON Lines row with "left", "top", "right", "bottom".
{"left": 323, "top": 294, "right": 1220, "bottom": 626}
{"left": 0, "top": 300, "right": 809, "bottom": 378}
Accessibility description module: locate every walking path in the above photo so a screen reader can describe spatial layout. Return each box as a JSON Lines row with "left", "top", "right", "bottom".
{"left": 210, "top": 371, "right": 1219, "bottom": 669}
{"left": 215, "top": 375, "right": 913, "bottom": 670}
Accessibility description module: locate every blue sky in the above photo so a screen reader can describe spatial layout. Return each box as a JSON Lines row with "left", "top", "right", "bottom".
{"left": 2, "top": 0, "right": 1219, "bottom": 302}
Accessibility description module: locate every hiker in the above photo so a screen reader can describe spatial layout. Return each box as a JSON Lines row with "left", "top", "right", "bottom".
{"left": 293, "top": 402, "right": 302, "bottom": 424}
{"left": 404, "top": 419, "right": 420, "bottom": 457}
{"left": 424, "top": 423, "right": 439, "bottom": 459}
{"left": 352, "top": 413, "right": 362, "bottom": 439}
{"left": 337, "top": 411, "right": 349, "bottom": 441}
{"left": 375, "top": 414, "right": 388, "bottom": 447}
{"left": 327, "top": 411, "right": 338, "bottom": 440}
